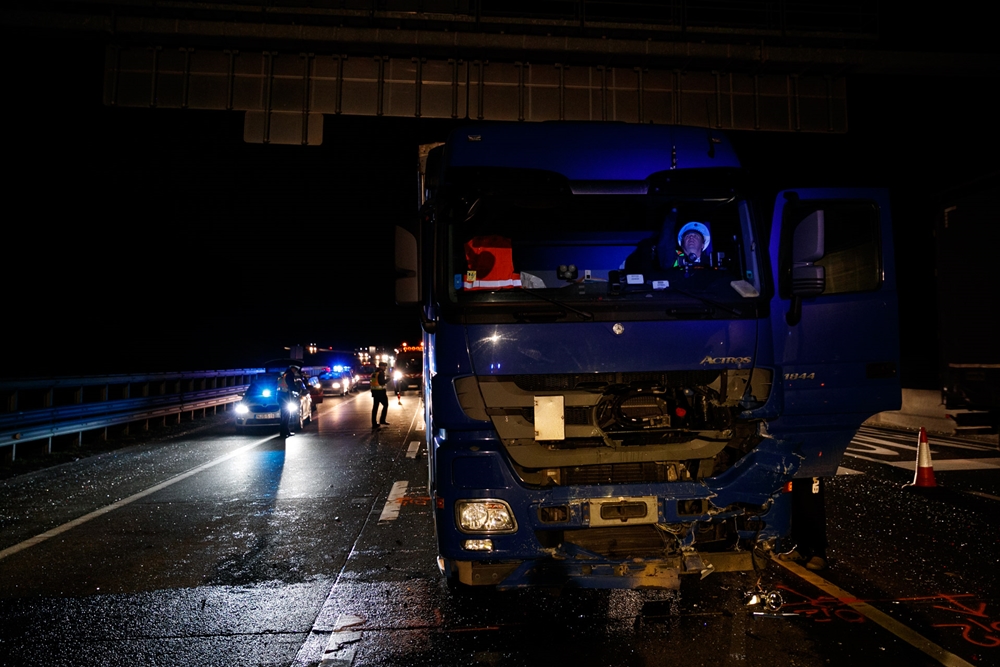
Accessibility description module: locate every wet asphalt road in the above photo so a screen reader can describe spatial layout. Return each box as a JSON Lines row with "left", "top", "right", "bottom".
{"left": 0, "top": 393, "right": 998, "bottom": 667}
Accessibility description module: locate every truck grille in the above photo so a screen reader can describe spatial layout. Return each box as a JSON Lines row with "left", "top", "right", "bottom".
{"left": 562, "top": 525, "right": 673, "bottom": 559}
{"left": 563, "top": 462, "right": 671, "bottom": 485}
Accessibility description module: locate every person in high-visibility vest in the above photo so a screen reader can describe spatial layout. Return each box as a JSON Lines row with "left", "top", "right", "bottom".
{"left": 370, "top": 362, "right": 390, "bottom": 428}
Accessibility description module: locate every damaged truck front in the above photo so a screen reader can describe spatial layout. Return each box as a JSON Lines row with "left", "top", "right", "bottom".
{"left": 395, "top": 123, "right": 900, "bottom": 590}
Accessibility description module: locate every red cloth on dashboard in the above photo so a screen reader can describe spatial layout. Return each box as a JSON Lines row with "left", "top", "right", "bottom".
{"left": 463, "top": 236, "right": 521, "bottom": 290}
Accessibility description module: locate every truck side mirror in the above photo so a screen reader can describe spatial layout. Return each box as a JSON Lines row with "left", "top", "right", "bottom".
{"left": 786, "top": 210, "right": 825, "bottom": 326}
{"left": 395, "top": 225, "right": 419, "bottom": 305}
{"left": 791, "top": 210, "right": 825, "bottom": 297}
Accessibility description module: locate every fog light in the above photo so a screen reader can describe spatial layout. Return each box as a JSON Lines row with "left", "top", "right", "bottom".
{"left": 463, "top": 539, "right": 493, "bottom": 551}
{"left": 456, "top": 499, "right": 517, "bottom": 533}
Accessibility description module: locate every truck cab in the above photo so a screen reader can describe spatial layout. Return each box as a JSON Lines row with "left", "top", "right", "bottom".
{"left": 396, "top": 123, "right": 900, "bottom": 590}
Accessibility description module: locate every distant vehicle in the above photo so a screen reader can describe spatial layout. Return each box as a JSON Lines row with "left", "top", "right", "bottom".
{"left": 235, "top": 373, "right": 312, "bottom": 433}
{"left": 305, "top": 375, "right": 324, "bottom": 408}
{"left": 356, "top": 365, "right": 376, "bottom": 390}
{"left": 338, "top": 366, "right": 357, "bottom": 392}
{"left": 320, "top": 369, "right": 353, "bottom": 396}
{"left": 393, "top": 346, "right": 423, "bottom": 392}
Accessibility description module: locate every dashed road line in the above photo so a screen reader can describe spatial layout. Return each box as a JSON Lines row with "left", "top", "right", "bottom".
{"left": 378, "top": 481, "right": 409, "bottom": 522}
{"left": 406, "top": 440, "right": 421, "bottom": 458}
{"left": 319, "top": 614, "right": 365, "bottom": 667}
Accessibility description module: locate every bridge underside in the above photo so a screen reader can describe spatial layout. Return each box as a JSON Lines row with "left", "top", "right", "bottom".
{"left": 6, "top": 2, "right": 997, "bottom": 144}
{"left": 105, "top": 46, "right": 847, "bottom": 144}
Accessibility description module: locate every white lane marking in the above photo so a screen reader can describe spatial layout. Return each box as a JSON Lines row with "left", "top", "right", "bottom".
{"left": 856, "top": 429, "right": 999, "bottom": 453}
{"left": 407, "top": 400, "right": 422, "bottom": 437}
{"left": 886, "top": 458, "right": 1000, "bottom": 472}
{"left": 836, "top": 467, "right": 863, "bottom": 475}
{"left": 774, "top": 558, "right": 974, "bottom": 667}
{"left": 0, "top": 434, "right": 279, "bottom": 561}
{"left": 406, "top": 440, "right": 421, "bottom": 459}
{"left": 320, "top": 614, "right": 365, "bottom": 667}
{"left": 967, "top": 490, "right": 1000, "bottom": 502}
{"left": 848, "top": 438, "right": 910, "bottom": 458}
{"left": 378, "top": 481, "right": 409, "bottom": 522}
{"left": 844, "top": 452, "right": 910, "bottom": 466}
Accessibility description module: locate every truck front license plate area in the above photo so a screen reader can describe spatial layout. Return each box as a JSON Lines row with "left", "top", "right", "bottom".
{"left": 587, "top": 496, "right": 658, "bottom": 527}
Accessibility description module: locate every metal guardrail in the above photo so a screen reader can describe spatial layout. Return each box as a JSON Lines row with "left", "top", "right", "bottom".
{"left": 0, "top": 369, "right": 266, "bottom": 461}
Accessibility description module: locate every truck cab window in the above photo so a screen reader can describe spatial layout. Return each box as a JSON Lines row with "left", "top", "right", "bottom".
{"left": 782, "top": 201, "right": 881, "bottom": 296}
{"left": 443, "top": 190, "right": 757, "bottom": 313}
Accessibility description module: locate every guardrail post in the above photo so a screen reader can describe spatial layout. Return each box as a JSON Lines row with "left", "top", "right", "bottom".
{"left": 122, "top": 383, "right": 131, "bottom": 436}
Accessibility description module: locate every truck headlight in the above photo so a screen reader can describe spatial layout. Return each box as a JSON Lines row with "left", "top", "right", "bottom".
{"left": 456, "top": 499, "right": 517, "bottom": 534}
{"left": 394, "top": 371, "right": 403, "bottom": 382}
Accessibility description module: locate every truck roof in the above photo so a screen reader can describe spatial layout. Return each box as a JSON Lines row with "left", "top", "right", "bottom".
{"left": 442, "top": 123, "right": 740, "bottom": 180}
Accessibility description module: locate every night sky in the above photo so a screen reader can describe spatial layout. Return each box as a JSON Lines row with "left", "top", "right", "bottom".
{"left": 4, "top": 22, "right": 998, "bottom": 385}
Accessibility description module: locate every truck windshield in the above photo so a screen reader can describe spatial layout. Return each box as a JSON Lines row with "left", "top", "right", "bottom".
{"left": 444, "top": 192, "right": 761, "bottom": 315}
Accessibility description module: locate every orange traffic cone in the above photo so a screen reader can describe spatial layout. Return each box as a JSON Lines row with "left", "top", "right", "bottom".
{"left": 904, "top": 427, "right": 937, "bottom": 488}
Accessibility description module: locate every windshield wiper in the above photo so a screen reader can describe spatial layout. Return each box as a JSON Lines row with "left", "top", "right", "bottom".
{"left": 512, "top": 287, "right": 594, "bottom": 320}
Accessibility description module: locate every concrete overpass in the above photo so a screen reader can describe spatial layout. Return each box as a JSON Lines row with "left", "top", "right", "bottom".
{"left": 4, "top": 1, "right": 1000, "bottom": 143}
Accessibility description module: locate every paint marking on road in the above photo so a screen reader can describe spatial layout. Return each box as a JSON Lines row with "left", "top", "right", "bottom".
{"left": 406, "top": 440, "right": 421, "bottom": 459}
{"left": 836, "top": 466, "right": 863, "bottom": 475}
{"left": 774, "top": 558, "right": 974, "bottom": 667}
{"left": 966, "top": 490, "right": 1000, "bottom": 502}
{"left": 886, "top": 458, "right": 1000, "bottom": 472}
{"left": 0, "top": 434, "right": 279, "bottom": 561}
{"left": 378, "top": 481, "right": 409, "bottom": 522}
{"left": 319, "top": 614, "right": 365, "bottom": 667}
{"left": 855, "top": 429, "right": 999, "bottom": 453}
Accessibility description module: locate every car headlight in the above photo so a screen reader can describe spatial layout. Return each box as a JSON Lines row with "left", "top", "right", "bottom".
{"left": 455, "top": 499, "right": 517, "bottom": 533}
{"left": 393, "top": 371, "right": 403, "bottom": 382}
{"left": 331, "top": 382, "right": 341, "bottom": 388}
{"left": 235, "top": 404, "right": 249, "bottom": 414}
{"left": 286, "top": 401, "right": 299, "bottom": 412}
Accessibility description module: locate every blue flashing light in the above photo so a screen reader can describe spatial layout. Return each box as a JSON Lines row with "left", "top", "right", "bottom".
{"left": 333, "top": 365, "right": 344, "bottom": 372}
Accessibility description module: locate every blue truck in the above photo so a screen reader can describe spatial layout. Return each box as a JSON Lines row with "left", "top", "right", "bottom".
{"left": 395, "top": 123, "right": 900, "bottom": 590}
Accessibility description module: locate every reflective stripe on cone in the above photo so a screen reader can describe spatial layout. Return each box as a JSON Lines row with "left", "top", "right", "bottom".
{"left": 905, "top": 426, "right": 937, "bottom": 488}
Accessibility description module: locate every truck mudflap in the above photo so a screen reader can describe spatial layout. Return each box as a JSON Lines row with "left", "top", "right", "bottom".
{"left": 450, "top": 548, "right": 765, "bottom": 590}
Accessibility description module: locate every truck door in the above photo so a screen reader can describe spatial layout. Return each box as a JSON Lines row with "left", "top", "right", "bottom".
{"left": 768, "top": 188, "right": 901, "bottom": 473}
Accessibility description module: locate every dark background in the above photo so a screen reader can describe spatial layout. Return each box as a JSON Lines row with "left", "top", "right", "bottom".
{"left": 4, "top": 18, "right": 997, "bottom": 384}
